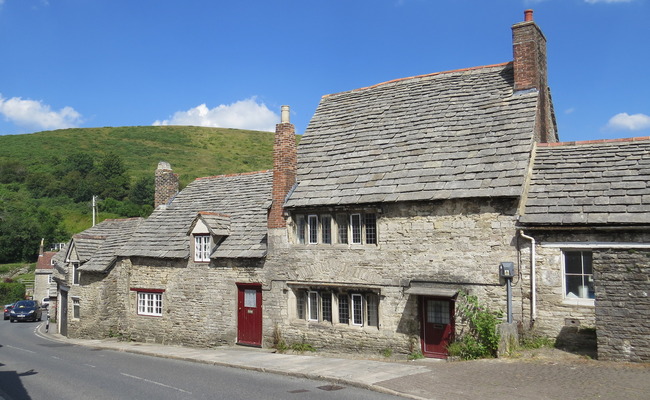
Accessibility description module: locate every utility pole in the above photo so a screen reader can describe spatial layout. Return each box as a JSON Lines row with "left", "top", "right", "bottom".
{"left": 92, "top": 195, "right": 96, "bottom": 226}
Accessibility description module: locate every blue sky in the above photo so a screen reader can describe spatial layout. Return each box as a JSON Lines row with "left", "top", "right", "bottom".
{"left": 0, "top": 0, "right": 648, "bottom": 142}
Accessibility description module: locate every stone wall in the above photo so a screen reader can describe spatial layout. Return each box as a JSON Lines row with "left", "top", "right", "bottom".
{"left": 264, "top": 198, "right": 521, "bottom": 355}
{"left": 594, "top": 249, "right": 650, "bottom": 362}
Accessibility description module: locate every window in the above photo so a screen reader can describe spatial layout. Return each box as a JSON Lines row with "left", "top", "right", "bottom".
{"left": 72, "top": 297, "right": 80, "bottom": 319}
{"left": 564, "top": 251, "right": 594, "bottom": 301}
{"left": 138, "top": 292, "right": 163, "bottom": 316}
{"left": 194, "top": 235, "right": 211, "bottom": 262}
{"left": 294, "top": 212, "right": 378, "bottom": 245}
{"left": 337, "top": 215, "right": 348, "bottom": 244}
{"left": 351, "top": 294, "right": 363, "bottom": 326}
{"left": 307, "top": 291, "right": 319, "bottom": 321}
{"left": 297, "top": 216, "right": 306, "bottom": 244}
{"left": 338, "top": 294, "right": 349, "bottom": 324}
{"left": 72, "top": 262, "right": 80, "bottom": 285}
{"left": 367, "top": 294, "right": 379, "bottom": 327}
{"left": 321, "top": 216, "right": 332, "bottom": 244}
{"left": 308, "top": 215, "right": 318, "bottom": 244}
{"left": 350, "top": 214, "right": 362, "bottom": 244}
{"left": 365, "top": 213, "right": 377, "bottom": 244}
{"left": 297, "top": 291, "right": 306, "bottom": 319}
{"left": 321, "top": 292, "right": 332, "bottom": 322}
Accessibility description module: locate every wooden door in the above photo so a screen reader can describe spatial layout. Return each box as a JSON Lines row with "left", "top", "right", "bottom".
{"left": 421, "top": 297, "right": 455, "bottom": 358}
{"left": 236, "top": 283, "right": 262, "bottom": 347}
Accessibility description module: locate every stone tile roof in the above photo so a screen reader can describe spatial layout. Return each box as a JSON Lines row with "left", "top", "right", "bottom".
{"left": 77, "top": 218, "right": 145, "bottom": 272}
{"left": 519, "top": 137, "right": 650, "bottom": 225}
{"left": 285, "top": 63, "right": 539, "bottom": 208}
{"left": 118, "top": 170, "right": 273, "bottom": 260}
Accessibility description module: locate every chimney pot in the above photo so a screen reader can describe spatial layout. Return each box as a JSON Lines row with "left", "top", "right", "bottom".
{"left": 524, "top": 9, "right": 533, "bottom": 22}
{"left": 281, "top": 105, "right": 290, "bottom": 124}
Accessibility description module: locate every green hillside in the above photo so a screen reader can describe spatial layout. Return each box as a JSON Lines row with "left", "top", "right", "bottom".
{"left": 0, "top": 125, "right": 299, "bottom": 263}
{"left": 0, "top": 126, "right": 283, "bottom": 186}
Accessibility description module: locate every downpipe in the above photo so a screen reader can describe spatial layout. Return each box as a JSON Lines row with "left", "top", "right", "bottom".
{"left": 519, "top": 230, "right": 537, "bottom": 323}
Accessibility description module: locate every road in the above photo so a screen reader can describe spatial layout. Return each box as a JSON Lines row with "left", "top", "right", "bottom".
{"left": 0, "top": 320, "right": 402, "bottom": 400}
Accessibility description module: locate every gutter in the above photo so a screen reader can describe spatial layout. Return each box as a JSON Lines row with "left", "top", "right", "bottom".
{"left": 519, "top": 230, "right": 537, "bottom": 323}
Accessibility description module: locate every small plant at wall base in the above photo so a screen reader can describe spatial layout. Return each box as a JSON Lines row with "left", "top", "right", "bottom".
{"left": 448, "top": 292, "right": 503, "bottom": 360}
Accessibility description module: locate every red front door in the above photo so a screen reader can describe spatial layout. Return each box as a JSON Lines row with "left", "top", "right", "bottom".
{"left": 236, "top": 283, "right": 262, "bottom": 347}
{"left": 421, "top": 297, "right": 455, "bottom": 358}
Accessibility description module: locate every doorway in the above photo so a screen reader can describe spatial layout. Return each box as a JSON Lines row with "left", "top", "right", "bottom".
{"left": 420, "top": 297, "right": 455, "bottom": 358}
{"left": 236, "top": 283, "right": 262, "bottom": 347}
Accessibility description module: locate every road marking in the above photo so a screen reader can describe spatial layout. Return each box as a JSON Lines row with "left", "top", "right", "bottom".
{"left": 5, "top": 345, "right": 36, "bottom": 354}
{"left": 120, "top": 373, "right": 192, "bottom": 394}
{"left": 83, "top": 364, "right": 96, "bottom": 368}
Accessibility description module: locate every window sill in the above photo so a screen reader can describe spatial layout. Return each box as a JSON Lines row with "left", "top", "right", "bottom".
{"left": 562, "top": 298, "right": 595, "bottom": 307}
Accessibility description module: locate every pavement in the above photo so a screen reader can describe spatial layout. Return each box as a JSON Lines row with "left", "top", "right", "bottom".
{"left": 38, "top": 325, "right": 650, "bottom": 400}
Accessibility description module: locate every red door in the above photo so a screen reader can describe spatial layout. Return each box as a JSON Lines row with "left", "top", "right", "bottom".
{"left": 236, "top": 283, "right": 262, "bottom": 347}
{"left": 421, "top": 297, "right": 455, "bottom": 358}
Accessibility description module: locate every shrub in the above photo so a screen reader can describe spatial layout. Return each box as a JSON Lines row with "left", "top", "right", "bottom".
{"left": 449, "top": 292, "right": 502, "bottom": 360}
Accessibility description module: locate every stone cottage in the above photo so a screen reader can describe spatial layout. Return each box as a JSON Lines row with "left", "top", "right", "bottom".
{"left": 34, "top": 242, "right": 57, "bottom": 308}
{"left": 52, "top": 217, "right": 144, "bottom": 337}
{"left": 518, "top": 138, "right": 650, "bottom": 362}
{"left": 262, "top": 9, "right": 557, "bottom": 358}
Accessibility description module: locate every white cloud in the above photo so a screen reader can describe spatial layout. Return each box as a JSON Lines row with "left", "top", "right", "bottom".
{"left": 153, "top": 97, "right": 279, "bottom": 132}
{"left": 0, "top": 95, "right": 83, "bottom": 131}
{"left": 584, "top": 0, "right": 633, "bottom": 4}
{"left": 605, "top": 112, "right": 650, "bottom": 131}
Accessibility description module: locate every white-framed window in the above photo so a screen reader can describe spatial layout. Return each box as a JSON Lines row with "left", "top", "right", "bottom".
{"left": 72, "top": 262, "right": 80, "bottom": 285}
{"left": 296, "top": 289, "right": 378, "bottom": 328}
{"left": 137, "top": 291, "right": 163, "bottom": 316}
{"left": 72, "top": 297, "right": 80, "bottom": 319}
{"left": 563, "top": 250, "right": 595, "bottom": 304}
{"left": 294, "top": 212, "right": 378, "bottom": 246}
{"left": 308, "top": 215, "right": 319, "bottom": 244}
{"left": 194, "top": 235, "right": 211, "bottom": 262}
{"left": 307, "top": 291, "right": 319, "bottom": 321}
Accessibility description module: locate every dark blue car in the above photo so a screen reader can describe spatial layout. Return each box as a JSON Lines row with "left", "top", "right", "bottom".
{"left": 9, "top": 300, "right": 43, "bottom": 322}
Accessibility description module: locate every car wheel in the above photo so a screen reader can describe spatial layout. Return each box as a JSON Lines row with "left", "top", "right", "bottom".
{"left": 10, "top": 318, "right": 14, "bottom": 323}
{"left": 38, "top": 315, "right": 42, "bottom": 321}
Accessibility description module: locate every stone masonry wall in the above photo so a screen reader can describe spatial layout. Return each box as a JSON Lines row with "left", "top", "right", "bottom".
{"left": 594, "top": 249, "right": 650, "bottom": 362}
{"left": 263, "top": 198, "right": 522, "bottom": 355}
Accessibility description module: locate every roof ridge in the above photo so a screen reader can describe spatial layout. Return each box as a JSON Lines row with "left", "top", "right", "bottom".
{"left": 322, "top": 62, "right": 512, "bottom": 98}
{"left": 538, "top": 136, "right": 650, "bottom": 147}
{"left": 194, "top": 169, "right": 273, "bottom": 181}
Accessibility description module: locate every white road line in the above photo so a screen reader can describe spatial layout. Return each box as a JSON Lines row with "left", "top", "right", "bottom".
{"left": 120, "top": 373, "right": 192, "bottom": 394}
{"left": 83, "top": 364, "right": 96, "bottom": 368}
{"left": 5, "top": 345, "right": 36, "bottom": 354}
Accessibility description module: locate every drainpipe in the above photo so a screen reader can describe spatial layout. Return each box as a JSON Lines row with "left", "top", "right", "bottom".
{"left": 519, "top": 230, "right": 537, "bottom": 322}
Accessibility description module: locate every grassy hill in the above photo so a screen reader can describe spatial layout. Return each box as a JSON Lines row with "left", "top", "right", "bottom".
{"left": 0, "top": 126, "right": 299, "bottom": 261}
{"left": 0, "top": 125, "right": 288, "bottom": 186}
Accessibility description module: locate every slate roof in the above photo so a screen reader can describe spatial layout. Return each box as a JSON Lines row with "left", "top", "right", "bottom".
{"left": 285, "top": 63, "right": 539, "bottom": 208}
{"left": 519, "top": 137, "right": 650, "bottom": 225}
{"left": 77, "top": 218, "right": 144, "bottom": 272}
{"left": 118, "top": 170, "right": 273, "bottom": 260}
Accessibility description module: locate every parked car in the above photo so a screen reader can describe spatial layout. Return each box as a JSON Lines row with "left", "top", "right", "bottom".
{"left": 3, "top": 303, "right": 14, "bottom": 320}
{"left": 9, "top": 300, "right": 42, "bottom": 322}
{"left": 42, "top": 297, "right": 50, "bottom": 309}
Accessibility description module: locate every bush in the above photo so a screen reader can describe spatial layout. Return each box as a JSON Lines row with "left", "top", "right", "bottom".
{"left": 0, "top": 281, "right": 26, "bottom": 305}
{"left": 448, "top": 292, "right": 502, "bottom": 360}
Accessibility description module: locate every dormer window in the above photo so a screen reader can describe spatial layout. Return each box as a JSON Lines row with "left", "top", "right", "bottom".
{"left": 188, "top": 211, "right": 231, "bottom": 264}
{"left": 194, "top": 235, "right": 211, "bottom": 262}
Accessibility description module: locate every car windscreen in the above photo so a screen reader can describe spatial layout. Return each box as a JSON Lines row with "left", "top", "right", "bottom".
{"left": 14, "top": 301, "right": 36, "bottom": 308}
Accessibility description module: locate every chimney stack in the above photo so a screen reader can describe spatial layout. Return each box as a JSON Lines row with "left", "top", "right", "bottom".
{"left": 155, "top": 161, "right": 179, "bottom": 208}
{"left": 268, "top": 106, "right": 297, "bottom": 229}
{"left": 512, "top": 9, "right": 557, "bottom": 143}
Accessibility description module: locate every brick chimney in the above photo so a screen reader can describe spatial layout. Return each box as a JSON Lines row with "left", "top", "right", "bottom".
{"left": 268, "top": 106, "right": 297, "bottom": 229}
{"left": 154, "top": 161, "right": 179, "bottom": 208}
{"left": 512, "top": 9, "right": 557, "bottom": 143}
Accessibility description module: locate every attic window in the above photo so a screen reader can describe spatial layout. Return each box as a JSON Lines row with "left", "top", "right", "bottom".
{"left": 194, "top": 234, "right": 211, "bottom": 262}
